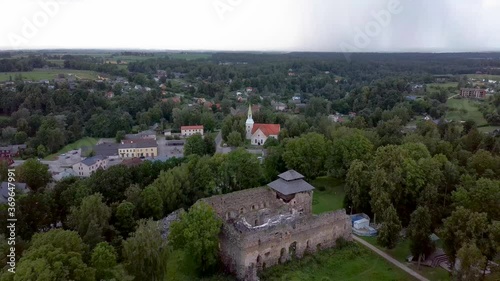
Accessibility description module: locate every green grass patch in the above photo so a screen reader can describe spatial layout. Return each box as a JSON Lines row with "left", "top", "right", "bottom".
{"left": 44, "top": 137, "right": 98, "bottom": 160}
{"left": 0, "top": 69, "right": 101, "bottom": 82}
{"left": 426, "top": 82, "right": 459, "bottom": 96}
{"left": 478, "top": 126, "right": 500, "bottom": 133}
{"left": 466, "top": 74, "right": 500, "bottom": 81}
{"left": 360, "top": 237, "right": 451, "bottom": 281}
{"left": 259, "top": 242, "right": 417, "bottom": 281}
{"left": 445, "top": 98, "right": 488, "bottom": 126}
{"left": 311, "top": 177, "right": 346, "bottom": 214}
{"left": 168, "top": 53, "right": 212, "bottom": 60}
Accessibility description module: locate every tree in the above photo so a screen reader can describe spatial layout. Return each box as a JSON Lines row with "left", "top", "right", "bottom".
{"left": 282, "top": 133, "right": 328, "bottom": 179}
{"left": 140, "top": 185, "right": 164, "bottom": 219}
{"left": 452, "top": 178, "right": 500, "bottom": 221}
{"left": 87, "top": 165, "right": 133, "bottom": 203}
{"left": 15, "top": 191, "right": 55, "bottom": 241}
{"left": 221, "top": 148, "right": 262, "bottom": 193}
{"left": 122, "top": 219, "right": 168, "bottom": 281}
{"left": 115, "top": 201, "right": 137, "bottom": 238}
{"left": 327, "top": 131, "right": 373, "bottom": 177}
{"left": 115, "top": 130, "right": 126, "bottom": 143}
{"left": 345, "top": 160, "right": 372, "bottom": 214}
{"left": 67, "top": 193, "right": 111, "bottom": 249}
{"left": 152, "top": 165, "right": 191, "bottom": 214}
{"left": 169, "top": 202, "right": 222, "bottom": 275}
{"left": 377, "top": 204, "right": 402, "bottom": 249}
{"left": 439, "top": 207, "right": 489, "bottom": 268}
{"left": 16, "top": 158, "right": 51, "bottom": 191}
{"left": 455, "top": 242, "right": 487, "bottom": 281}
{"left": 227, "top": 130, "right": 243, "bottom": 147}
{"left": 13, "top": 229, "right": 95, "bottom": 281}
{"left": 184, "top": 134, "right": 206, "bottom": 157}
{"left": 407, "top": 206, "right": 434, "bottom": 269}
{"left": 91, "top": 242, "right": 132, "bottom": 281}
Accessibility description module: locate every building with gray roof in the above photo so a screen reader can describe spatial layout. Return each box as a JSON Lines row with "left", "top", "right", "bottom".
{"left": 267, "top": 170, "right": 315, "bottom": 196}
{"left": 1, "top": 182, "right": 29, "bottom": 204}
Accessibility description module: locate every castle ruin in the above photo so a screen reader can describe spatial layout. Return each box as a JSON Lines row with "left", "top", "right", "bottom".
{"left": 201, "top": 170, "right": 352, "bottom": 280}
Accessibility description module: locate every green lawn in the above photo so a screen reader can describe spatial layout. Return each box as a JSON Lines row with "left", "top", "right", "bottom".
{"left": 44, "top": 137, "right": 98, "bottom": 160}
{"left": 360, "top": 237, "right": 450, "bottom": 281}
{"left": 446, "top": 98, "right": 488, "bottom": 126}
{"left": 427, "top": 82, "right": 458, "bottom": 95}
{"left": 466, "top": 74, "right": 500, "bottom": 81}
{"left": 478, "top": 126, "right": 500, "bottom": 133}
{"left": 259, "top": 242, "right": 417, "bottom": 281}
{"left": 0, "top": 69, "right": 101, "bottom": 82}
{"left": 311, "top": 177, "right": 346, "bottom": 214}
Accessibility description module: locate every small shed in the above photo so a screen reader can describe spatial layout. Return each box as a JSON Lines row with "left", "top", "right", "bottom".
{"left": 353, "top": 218, "right": 370, "bottom": 230}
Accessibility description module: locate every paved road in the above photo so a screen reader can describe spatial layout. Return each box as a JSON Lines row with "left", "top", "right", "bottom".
{"left": 215, "top": 131, "right": 233, "bottom": 154}
{"left": 353, "top": 235, "right": 430, "bottom": 281}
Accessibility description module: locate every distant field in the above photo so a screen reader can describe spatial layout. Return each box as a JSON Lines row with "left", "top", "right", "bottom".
{"left": 46, "top": 59, "right": 65, "bottom": 66}
{"left": 446, "top": 98, "right": 488, "bottom": 126}
{"left": 427, "top": 82, "right": 458, "bottom": 95}
{"left": 168, "top": 53, "right": 212, "bottom": 60}
{"left": 0, "top": 69, "right": 101, "bottom": 82}
{"left": 44, "top": 137, "right": 98, "bottom": 160}
{"left": 478, "top": 126, "right": 500, "bottom": 133}
{"left": 466, "top": 74, "right": 500, "bottom": 81}
{"left": 311, "top": 177, "right": 346, "bottom": 214}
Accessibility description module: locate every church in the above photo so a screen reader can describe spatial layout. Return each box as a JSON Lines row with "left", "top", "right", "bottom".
{"left": 245, "top": 104, "right": 281, "bottom": 145}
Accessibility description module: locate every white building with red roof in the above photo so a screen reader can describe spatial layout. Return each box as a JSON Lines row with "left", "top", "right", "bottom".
{"left": 245, "top": 104, "right": 280, "bottom": 145}
{"left": 181, "top": 125, "right": 204, "bottom": 137}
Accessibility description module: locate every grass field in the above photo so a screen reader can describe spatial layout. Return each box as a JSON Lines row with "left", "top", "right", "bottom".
{"left": 466, "top": 74, "right": 500, "bottom": 81}
{"left": 361, "top": 237, "right": 450, "bottom": 281}
{"left": 311, "top": 177, "right": 346, "bottom": 214}
{"left": 259, "top": 242, "right": 417, "bottom": 281}
{"left": 0, "top": 68, "right": 101, "bottom": 82}
{"left": 478, "top": 126, "right": 500, "bottom": 133}
{"left": 446, "top": 98, "right": 488, "bottom": 126}
{"left": 427, "top": 82, "right": 458, "bottom": 96}
{"left": 44, "top": 137, "right": 98, "bottom": 160}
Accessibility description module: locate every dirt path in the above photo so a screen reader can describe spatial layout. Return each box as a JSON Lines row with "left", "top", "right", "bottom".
{"left": 353, "top": 235, "right": 430, "bottom": 281}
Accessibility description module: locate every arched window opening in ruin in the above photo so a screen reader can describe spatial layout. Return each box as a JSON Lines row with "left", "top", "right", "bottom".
{"left": 265, "top": 251, "right": 270, "bottom": 257}
{"left": 306, "top": 240, "right": 310, "bottom": 251}
{"left": 289, "top": 242, "right": 297, "bottom": 259}
{"left": 279, "top": 247, "right": 286, "bottom": 264}
{"left": 256, "top": 255, "right": 262, "bottom": 265}
{"left": 316, "top": 243, "right": 322, "bottom": 251}
{"left": 258, "top": 239, "right": 261, "bottom": 246}
{"left": 240, "top": 207, "right": 244, "bottom": 214}
{"left": 263, "top": 262, "right": 266, "bottom": 270}
{"left": 255, "top": 219, "right": 258, "bottom": 226}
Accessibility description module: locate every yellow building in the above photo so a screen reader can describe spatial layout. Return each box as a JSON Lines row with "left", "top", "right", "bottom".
{"left": 118, "top": 139, "right": 158, "bottom": 158}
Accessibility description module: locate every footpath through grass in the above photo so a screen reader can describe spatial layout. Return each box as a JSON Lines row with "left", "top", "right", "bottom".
{"left": 311, "top": 177, "right": 346, "bottom": 214}
{"left": 44, "top": 137, "right": 98, "bottom": 160}
{"left": 259, "top": 242, "right": 417, "bottom": 281}
{"left": 360, "top": 237, "right": 450, "bottom": 281}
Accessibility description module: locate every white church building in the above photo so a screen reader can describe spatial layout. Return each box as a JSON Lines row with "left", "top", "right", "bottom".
{"left": 245, "top": 104, "right": 281, "bottom": 145}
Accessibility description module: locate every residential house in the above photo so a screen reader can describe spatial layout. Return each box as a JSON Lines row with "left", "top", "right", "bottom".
{"left": 72, "top": 156, "right": 108, "bottom": 177}
{"left": 0, "top": 145, "right": 26, "bottom": 158}
{"left": 118, "top": 139, "right": 158, "bottom": 159}
{"left": 271, "top": 101, "right": 287, "bottom": 112}
{"left": 1, "top": 182, "right": 29, "bottom": 204}
{"left": 181, "top": 125, "right": 204, "bottom": 137}
{"left": 460, "top": 88, "right": 486, "bottom": 99}
{"left": 105, "top": 91, "right": 114, "bottom": 99}
{"left": 328, "top": 114, "right": 345, "bottom": 123}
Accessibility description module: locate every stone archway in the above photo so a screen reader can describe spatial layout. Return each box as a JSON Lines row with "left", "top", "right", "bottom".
{"left": 289, "top": 242, "right": 297, "bottom": 259}
{"left": 279, "top": 247, "right": 287, "bottom": 264}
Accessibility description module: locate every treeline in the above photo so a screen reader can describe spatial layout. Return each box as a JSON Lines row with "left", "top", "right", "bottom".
{"left": 0, "top": 56, "right": 45, "bottom": 72}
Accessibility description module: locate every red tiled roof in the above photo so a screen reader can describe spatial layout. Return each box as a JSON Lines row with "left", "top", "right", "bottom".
{"left": 181, "top": 125, "right": 204, "bottom": 130}
{"left": 252, "top": 124, "right": 280, "bottom": 136}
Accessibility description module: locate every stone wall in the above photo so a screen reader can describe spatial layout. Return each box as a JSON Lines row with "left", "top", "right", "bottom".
{"left": 201, "top": 187, "right": 352, "bottom": 281}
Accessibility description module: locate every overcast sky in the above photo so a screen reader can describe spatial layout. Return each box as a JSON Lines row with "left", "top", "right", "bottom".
{"left": 1, "top": 0, "right": 499, "bottom": 52}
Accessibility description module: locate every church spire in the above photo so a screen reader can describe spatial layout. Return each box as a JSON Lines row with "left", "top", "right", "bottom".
{"left": 247, "top": 103, "right": 253, "bottom": 120}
